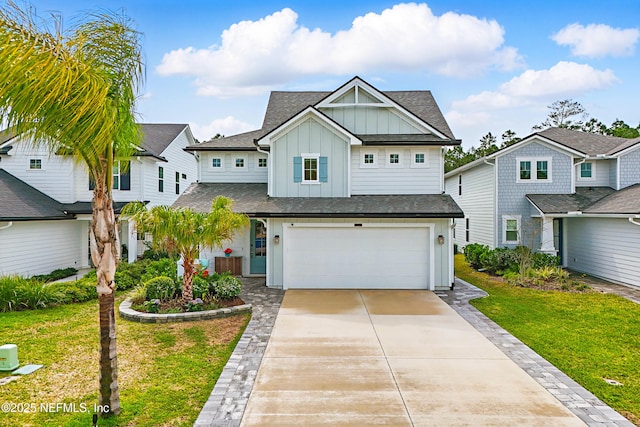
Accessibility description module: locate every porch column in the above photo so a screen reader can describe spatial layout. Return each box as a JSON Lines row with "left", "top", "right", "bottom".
{"left": 539, "top": 216, "right": 556, "bottom": 255}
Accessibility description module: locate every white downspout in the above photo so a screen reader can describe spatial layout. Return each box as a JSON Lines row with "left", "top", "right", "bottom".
{"left": 0, "top": 221, "right": 13, "bottom": 230}
{"left": 629, "top": 216, "right": 640, "bottom": 226}
{"left": 255, "top": 143, "right": 271, "bottom": 196}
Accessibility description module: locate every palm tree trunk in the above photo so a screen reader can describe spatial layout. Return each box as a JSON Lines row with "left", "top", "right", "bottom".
{"left": 90, "top": 182, "right": 121, "bottom": 416}
{"left": 182, "top": 257, "right": 195, "bottom": 302}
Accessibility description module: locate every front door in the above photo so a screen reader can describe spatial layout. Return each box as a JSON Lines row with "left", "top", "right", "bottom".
{"left": 553, "top": 218, "right": 564, "bottom": 265}
{"left": 250, "top": 220, "right": 267, "bottom": 274}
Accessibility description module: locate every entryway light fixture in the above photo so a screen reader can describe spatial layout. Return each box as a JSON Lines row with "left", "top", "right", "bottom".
{"left": 274, "top": 235, "right": 280, "bottom": 244}
{"left": 437, "top": 235, "right": 445, "bottom": 245}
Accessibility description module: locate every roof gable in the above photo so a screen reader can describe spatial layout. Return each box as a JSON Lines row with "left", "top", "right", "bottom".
{"left": 0, "top": 169, "right": 70, "bottom": 221}
{"left": 138, "top": 123, "right": 189, "bottom": 157}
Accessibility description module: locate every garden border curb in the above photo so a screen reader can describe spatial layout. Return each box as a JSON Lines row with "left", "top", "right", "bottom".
{"left": 118, "top": 299, "right": 252, "bottom": 323}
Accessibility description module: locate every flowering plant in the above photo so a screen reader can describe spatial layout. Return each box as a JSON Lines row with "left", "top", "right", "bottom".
{"left": 184, "top": 298, "right": 204, "bottom": 312}
{"left": 224, "top": 248, "right": 233, "bottom": 255}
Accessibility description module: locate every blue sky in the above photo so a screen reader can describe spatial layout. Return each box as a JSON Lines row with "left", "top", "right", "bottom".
{"left": 16, "top": 0, "right": 640, "bottom": 147}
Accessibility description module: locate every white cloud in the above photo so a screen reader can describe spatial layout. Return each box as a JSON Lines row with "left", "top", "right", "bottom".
{"left": 452, "top": 61, "right": 617, "bottom": 110}
{"left": 189, "top": 116, "right": 254, "bottom": 141}
{"left": 552, "top": 23, "right": 639, "bottom": 58}
{"left": 157, "top": 3, "right": 522, "bottom": 97}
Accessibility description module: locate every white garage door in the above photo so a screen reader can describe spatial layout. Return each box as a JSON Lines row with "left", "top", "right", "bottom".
{"left": 284, "top": 224, "right": 431, "bottom": 289}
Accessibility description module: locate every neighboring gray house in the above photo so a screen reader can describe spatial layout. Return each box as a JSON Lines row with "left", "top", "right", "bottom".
{"left": 0, "top": 124, "right": 198, "bottom": 276}
{"left": 174, "top": 76, "right": 464, "bottom": 290}
{"left": 445, "top": 127, "right": 640, "bottom": 288}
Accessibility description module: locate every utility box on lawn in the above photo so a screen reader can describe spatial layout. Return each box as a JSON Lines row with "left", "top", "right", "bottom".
{"left": 0, "top": 344, "right": 19, "bottom": 371}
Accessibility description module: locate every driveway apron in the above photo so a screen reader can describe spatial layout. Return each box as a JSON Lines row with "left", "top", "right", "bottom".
{"left": 240, "top": 289, "right": 585, "bottom": 426}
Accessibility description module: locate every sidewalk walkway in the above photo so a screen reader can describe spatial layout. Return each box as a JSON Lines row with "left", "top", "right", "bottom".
{"left": 194, "top": 277, "right": 636, "bottom": 427}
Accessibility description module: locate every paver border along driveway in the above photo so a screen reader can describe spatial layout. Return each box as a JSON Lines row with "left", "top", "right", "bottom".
{"left": 240, "top": 289, "right": 586, "bottom": 426}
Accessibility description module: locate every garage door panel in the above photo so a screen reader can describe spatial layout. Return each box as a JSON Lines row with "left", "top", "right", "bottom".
{"left": 284, "top": 226, "right": 430, "bottom": 289}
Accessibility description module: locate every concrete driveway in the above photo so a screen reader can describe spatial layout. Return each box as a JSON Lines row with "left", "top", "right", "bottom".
{"left": 240, "top": 289, "right": 585, "bottom": 426}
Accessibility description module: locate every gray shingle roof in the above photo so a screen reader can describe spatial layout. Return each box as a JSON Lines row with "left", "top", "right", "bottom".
{"left": 138, "top": 123, "right": 189, "bottom": 158}
{"left": 536, "top": 128, "right": 639, "bottom": 156}
{"left": 527, "top": 187, "right": 615, "bottom": 214}
{"left": 527, "top": 185, "right": 640, "bottom": 215}
{"left": 585, "top": 184, "right": 640, "bottom": 214}
{"left": 0, "top": 169, "right": 71, "bottom": 221}
{"left": 189, "top": 78, "right": 457, "bottom": 151}
{"left": 173, "top": 183, "right": 464, "bottom": 218}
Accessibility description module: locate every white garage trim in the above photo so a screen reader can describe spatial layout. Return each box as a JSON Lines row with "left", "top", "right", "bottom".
{"left": 282, "top": 223, "right": 435, "bottom": 290}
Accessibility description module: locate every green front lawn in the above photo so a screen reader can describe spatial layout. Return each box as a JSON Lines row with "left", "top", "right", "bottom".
{"left": 0, "top": 294, "right": 249, "bottom": 427}
{"left": 455, "top": 254, "right": 640, "bottom": 425}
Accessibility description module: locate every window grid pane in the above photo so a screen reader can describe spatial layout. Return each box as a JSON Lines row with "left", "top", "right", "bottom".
{"left": 389, "top": 154, "right": 400, "bottom": 164}
{"left": 212, "top": 158, "right": 221, "bottom": 168}
{"left": 29, "top": 159, "right": 41, "bottom": 169}
{"left": 415, "top": 153, "right": 425, "bottom": 163}
{"left": 506, "top": 219, "right": 518, "bottom": 241}
{"left": 364, "top": 154, "right": 374, "bottom": 164}
{"left": 258, "top": 158, "right": 267, "bottom": 167}
{"left": 536, "top": 161, "right": 548, "bottom": 180}
{"left": 520, "top": 161, "right": 531, "bottom": 179}
{"left": 304, "top": 158, "right": 318, "bottom": 181}
{"left": 581, "top": 163, "right": 592, "bottom": 178}
{"left": 235, "top": 158, "right": 244, "bottom": 168}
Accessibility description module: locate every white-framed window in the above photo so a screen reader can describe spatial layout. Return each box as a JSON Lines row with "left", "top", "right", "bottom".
{"left": 112, "top": 161, "right": 130, "bottom": 190}
{"left": 579, "top": 162, "right": 594, "bottom": 179}
{"left": 258, "top": 157, "right": 267, "bottom": 168}
{"left": 517, "top": 157, "right": 551, "bottom": 182}
{"left": 234, "top": 157, "right": 246, "bottom": 169}
{"left": 360, "top": 150, "right": 378, "bottom": 168}
{"left": 302, "top": 154, "right": 319, "bottom": 183}
{"left": 210, "top": 156, "right": 224, "bottom": 170}
{"left": 175, "top": 171, "right": 180, "bottom": 195}
{"left": 29, "top": 158, "right": 42, "bottom": 170}
{"left": 411, "top": 150, "right": 428, "bottom": 168}
{"left": 502, "top": 215, "right": 521, "bottom": 244}
{"left": 386, "top": 150, "right": 403, "bottom": 168}
{"left": 158, "top": 166, "right": 164, "bottom": 193}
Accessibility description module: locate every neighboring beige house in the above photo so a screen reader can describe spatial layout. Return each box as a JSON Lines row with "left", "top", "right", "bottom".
{"left": 175, "top": 77, "right": 464, "bottom": 290}
{"left": 0, "top": 124, "right": 198, "bottom": 275}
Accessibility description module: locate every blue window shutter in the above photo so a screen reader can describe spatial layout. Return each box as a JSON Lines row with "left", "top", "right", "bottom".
{"left": 293, "top": 157, "right": 302, "bottom": 182}
{"left": 319, "top": 156, "right": 328, "bottom": 183}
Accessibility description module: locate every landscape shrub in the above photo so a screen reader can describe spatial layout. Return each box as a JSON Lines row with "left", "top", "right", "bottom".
{"left": 145, "top": 276, "right": 178, "bottom": 302}
{"left": 191, "top": 275, "right": 210, "bottom": 299}
{"left": 0, "top": 275, "right": 23, "bottom": 312}
{"left": 140, "top": 258, "right": 177, "bottom": 284}
{"left": 32, "top": 267, "right": 78, "bottom": 283}
{"left": 17, "top": 279, "right": 64, "bottom": 310}
{"left": 212, "top": 274, "right": 242, "bottom": 300}
{"left": 463, "top": 243, "right": 490, "bottom": 270}
{"left": 479, "top": 247, "right": 518, "bottom": 275}
{"left": 48, "top": 279, "right": 97, "bottom": 303}
{"left": 533, "top": 252, "right": 560, "bottom": 269}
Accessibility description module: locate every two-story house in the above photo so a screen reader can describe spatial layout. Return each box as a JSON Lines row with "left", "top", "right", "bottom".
{"left": 174, "top": 77, "right": 464, "bottom": 290}
{"left": 445, "top": 127, "right": 640, "bottom": 288}
{"left": 0, "top": 124, "right": 198, "bottom": 275}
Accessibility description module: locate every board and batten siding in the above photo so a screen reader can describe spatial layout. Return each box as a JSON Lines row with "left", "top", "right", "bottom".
{"left": 0, "top": 141, "right": 76, "bottom": 203}
{"left": 199, "top": 152, "right": 268, "bottom": 184}
{"left": 565, "top": 217, "right": 640, "bottom": 288}
{"left": 351, "top": 146, "right": 441, "bottom": 195}
{"left": 320, "top": 106, "right": 424, "bottom": 135}
{"left": 618, "top": 148, "right": 640, "bottom": 189}
{"left": 266, "top": 217, "right": 453, "bottom": 291}
{"left": 0, "top": 220, "right": 85, "bottom": 276}
{"left": 270, "top": 117, "right": 349, "bottom": 197}
{"left": 445, "top": 162, "right": 495, "bottom": 248}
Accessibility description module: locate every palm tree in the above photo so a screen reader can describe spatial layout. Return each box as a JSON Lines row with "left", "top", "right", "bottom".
{"left": 122, "top": 197, "right": 249, "bottom": 301}
{"left": 0, "top": 2, "right": 143, "bottom": 416}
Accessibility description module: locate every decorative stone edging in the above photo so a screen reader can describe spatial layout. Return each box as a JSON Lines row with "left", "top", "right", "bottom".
{"left": 119, "top": 299, "right": 252, "bottom": 323}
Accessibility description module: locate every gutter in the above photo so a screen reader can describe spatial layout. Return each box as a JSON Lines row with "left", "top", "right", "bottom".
{"left": 629, "top": 216, "right": 640, "bottom": 226}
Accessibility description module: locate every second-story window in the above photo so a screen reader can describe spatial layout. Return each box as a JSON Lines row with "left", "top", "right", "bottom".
{"left": 112, "top": 161, "right": 130, "bottom": 191}
{"left": 258, "top": 158, "right": 267, "bottom": 168}
{"left": 518, "top": 157, "right": 551, "bottom": 182}
{"left": 235, "top": 158, "right": 245, "bottom": 168}
{"left": 158, "top": 166, "right": 164, "bottom": 193}
{"left": 212, "top": 158, "right": 222, "bottom": 168}
{"left": 175, "top": 171, "right": 180, "bottom": 195}
{"left": 389, "top": 153, "right": 400, "bottom": 164}
{"left": 303, "top": 156, "right": 318, "bottom": 182}
{"left": 29, "top": 159, "right": 42, "bottom": 170}
{"left": 458, "top": 175, "right": 462, "bottom": 196}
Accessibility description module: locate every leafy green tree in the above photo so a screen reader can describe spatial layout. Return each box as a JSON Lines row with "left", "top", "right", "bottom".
{"left": 607, "top": 119, "right": 640, "bottom": 138}
{"left": 444, "top": 145, "right": 476, "bottom": 173}
{"left": 473, "top": 132, "right": 499, "bottom": 157}
{"left": 581, "top": 117, "right": 608, "bottom": 135}
{"left": 0, "top": 2, "right": 143, "bottom": 415}
{"left": 533, "top": 99, "right": 588, "bottom": 130}
{"left": 500, "top": 129, "right": 521, "bottom": 148}
{"left": 122, "top": 197, "right": 249, "bottom": 301}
